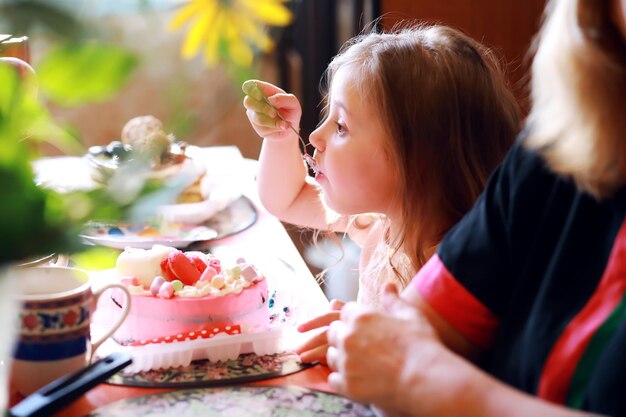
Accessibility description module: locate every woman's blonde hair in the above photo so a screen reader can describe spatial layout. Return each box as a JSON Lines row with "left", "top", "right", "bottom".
{"left": 321, "top": 24, "right": 521, "bottom": 286}
{"left": 525, "top": 0, "right": 626, "bottom": 199}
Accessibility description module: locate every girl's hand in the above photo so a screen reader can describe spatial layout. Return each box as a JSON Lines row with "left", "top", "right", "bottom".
{"left": 242, "top": 80, "right": 302, "bottom": 141}
{"left": 295, "top": 299, "right": 345, "bottom": 364}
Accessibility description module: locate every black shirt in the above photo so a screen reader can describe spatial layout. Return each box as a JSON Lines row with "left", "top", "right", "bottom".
{"left": 414, "top": 136, "right": 626, "bottom": 415}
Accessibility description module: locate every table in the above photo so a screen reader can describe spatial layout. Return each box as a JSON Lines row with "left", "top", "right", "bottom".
{"left": 18, "top": 147, "right": 333, "bottom": 416}
{"left": 49, "top": 202, "right": 333, "bottom": 416}
{"left": 51, "top": 365, "right": 332, "bottom": 416}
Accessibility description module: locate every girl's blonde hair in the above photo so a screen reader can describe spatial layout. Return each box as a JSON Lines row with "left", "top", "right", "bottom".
{"left": 525, "top": 0, "right": 626, "bottom": 199}
{"left": 322, "top": 24, "right": 521, "bottom": 286}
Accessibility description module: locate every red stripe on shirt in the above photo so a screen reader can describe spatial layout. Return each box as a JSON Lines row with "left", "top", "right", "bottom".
{"left": 414, "top": 254, "right": 498, "bottom": 348}
{"left": 538, "top": 218, "right": 626, "bottom": 404}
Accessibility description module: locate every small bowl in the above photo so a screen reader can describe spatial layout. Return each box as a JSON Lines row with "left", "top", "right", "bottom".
{"left": 84, "top": 145, "right": 195, "bottom": 184}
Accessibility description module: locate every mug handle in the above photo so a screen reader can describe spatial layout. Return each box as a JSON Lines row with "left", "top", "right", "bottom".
{"left": 52, "top": 254, "right": 70, "bottom": 267}
{"left": 89, "top": 283, "right": 131, "bottom": 360}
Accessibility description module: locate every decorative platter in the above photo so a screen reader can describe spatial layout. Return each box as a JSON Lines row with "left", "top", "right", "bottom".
{"left": 106, "top": 351, "right": 313, "bottom": 388}
{"left": 86, "top": 385, "right": 376, "bottom": 417}
{"left": 81, "top": 196, "right": 257, "bottom": 249}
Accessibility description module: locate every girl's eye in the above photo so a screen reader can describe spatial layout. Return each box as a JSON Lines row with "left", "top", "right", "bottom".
{"left": 335, "top": 121, "right": 346, "bottom": 135}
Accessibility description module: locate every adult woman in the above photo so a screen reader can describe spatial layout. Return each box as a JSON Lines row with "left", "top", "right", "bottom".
{"left": 326, "top": 0, "right": 626, "bottom": 415}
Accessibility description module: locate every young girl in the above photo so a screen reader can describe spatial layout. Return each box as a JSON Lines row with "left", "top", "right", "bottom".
{"left": 243, "top": 24, "right": 520, "bottom": 362}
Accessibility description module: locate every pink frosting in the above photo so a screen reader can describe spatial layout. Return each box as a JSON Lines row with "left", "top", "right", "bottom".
{"left": 99, "top": 279, "right": 270, "bottom": 345}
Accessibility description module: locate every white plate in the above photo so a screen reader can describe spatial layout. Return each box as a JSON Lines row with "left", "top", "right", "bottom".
{"left": 80, "top": 196, "right": 258, "bottom": 250}
{"left": 81, "top": 227, "right": 218, "bottom": 250}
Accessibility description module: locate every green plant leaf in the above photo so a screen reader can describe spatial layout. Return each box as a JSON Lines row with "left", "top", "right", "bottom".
{"left": 0, "top": 165, "right": 75, "bottom": 263}
{"left": 37, "top": 42, "right": 139, "bottom": 106}
{"left": 0, "top": 64, "right": 85, "bottom": 158}
{"left": 0, "top": 60, "right": 166, "bottom": 266}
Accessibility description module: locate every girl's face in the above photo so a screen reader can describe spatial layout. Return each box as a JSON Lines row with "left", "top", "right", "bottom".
{"left": 309, "top": 67, "right": 400, "bottom": 216}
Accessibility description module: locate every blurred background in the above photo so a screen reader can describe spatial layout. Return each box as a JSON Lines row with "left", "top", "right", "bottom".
{"left": 1, "top": 0, "right": 546, "bottom": 301}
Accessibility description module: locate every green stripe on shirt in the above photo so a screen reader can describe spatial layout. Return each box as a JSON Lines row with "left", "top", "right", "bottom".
{"left": 566, "top": 295, "right": 626, "bottom": 408}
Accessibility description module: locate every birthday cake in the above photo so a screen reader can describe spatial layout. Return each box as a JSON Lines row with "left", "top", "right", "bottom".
{"left": 100, "top": 245, "right": 270, "bottom": 346}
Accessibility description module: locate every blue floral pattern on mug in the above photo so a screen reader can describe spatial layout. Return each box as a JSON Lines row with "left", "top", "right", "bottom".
{"left": 20, "top": 304, "right": 89, "bottom": 334}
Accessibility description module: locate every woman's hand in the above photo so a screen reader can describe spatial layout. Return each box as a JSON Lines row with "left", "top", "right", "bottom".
{"left": 242, "top": 80, "right": 302, "bottom": 141}
{"left": 326, "top": 284, "right": 596, "bottom": 416}
{"left": 296, "top": 299, "right": 345, "bottom": 364}
{"left": 326, "top": 284, "right": 440, "bottom": 413}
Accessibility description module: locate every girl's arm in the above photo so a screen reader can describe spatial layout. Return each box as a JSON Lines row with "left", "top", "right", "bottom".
{"left": 244, "top": 80, "right": 379, "bottom": 244}
{"left": 257, "top": 136, "right": 334, "bottom": 229}
{"left": 244, "top": 80, "right": 346, "bottom": 231}
{"left": 258, "top": 137, "right": 377, "bottom": 243}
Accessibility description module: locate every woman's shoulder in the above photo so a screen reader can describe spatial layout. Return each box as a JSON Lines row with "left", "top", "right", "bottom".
{"left": 484, "top": 131, "right": 578, "bottom": 212}
{"left": 439, "top": 131, "right": 580, "bottom": 272}
{"left": 500, "top": 132, "right": 555, "bottom": 185}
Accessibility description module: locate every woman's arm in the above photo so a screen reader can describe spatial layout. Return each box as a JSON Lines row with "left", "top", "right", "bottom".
{"left": 326, "top": 286, "right": 600, "bottom": 417}
{"left": 375, "top": 342, "right": 598, "bottom": 417}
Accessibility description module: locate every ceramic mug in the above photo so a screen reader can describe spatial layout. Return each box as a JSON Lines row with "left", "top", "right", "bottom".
{"left": 10, "top": 266, "right": 130, "bottom": 396}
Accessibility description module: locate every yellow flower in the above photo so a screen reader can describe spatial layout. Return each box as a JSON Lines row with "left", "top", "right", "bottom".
{"left": 169, "top": 0, "right": 293, "bottom": 68}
